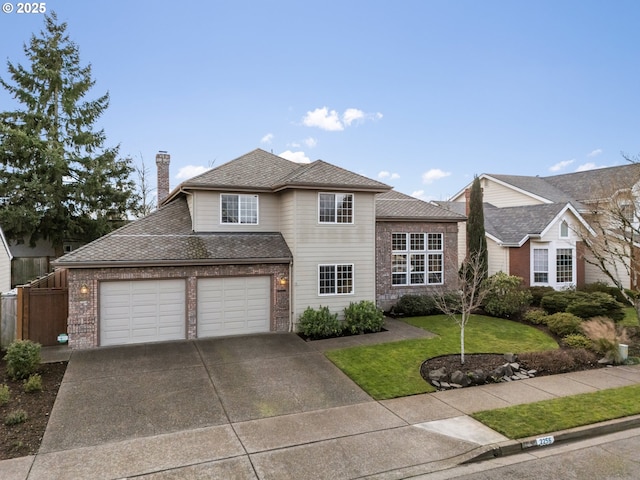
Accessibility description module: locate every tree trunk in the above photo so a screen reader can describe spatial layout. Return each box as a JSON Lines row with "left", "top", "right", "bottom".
{"left": 460, "top": 325, "right": 465, "bottom": 365}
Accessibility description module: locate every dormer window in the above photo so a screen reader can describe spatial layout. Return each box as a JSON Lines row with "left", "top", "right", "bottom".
{"left": 559, "top": 220, "right": 569, "bottom": 238}
{"left": 221, "top": 194, "right": 258, "bottom": 224}
{"left": 318, "top": 193, "right": 353, "bottom": 224}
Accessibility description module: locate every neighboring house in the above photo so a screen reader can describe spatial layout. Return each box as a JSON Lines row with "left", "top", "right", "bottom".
{"left": 442, "top": 164, "right": 640, "bottom": 290}
{"left": 0, "top": 226, "right": 12, "bottom": 293}
{"left": 54, "top": 149, "right": 464, "bottom": 349}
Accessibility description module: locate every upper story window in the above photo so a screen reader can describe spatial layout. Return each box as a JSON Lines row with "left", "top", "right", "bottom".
{"left": 559, "top": 220, "right": 569, "bottom": 238}
{"left": 221, "top": 194, "right": 258, "bottom": 224}
{"left": 392, "top": 232, "right": 443, "bottom": 286}
{"left": 319, "top": 193, "right": 353, "bottom": 224}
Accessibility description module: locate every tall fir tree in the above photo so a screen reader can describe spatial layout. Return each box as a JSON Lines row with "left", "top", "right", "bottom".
{"left": 0, "top": 12, "right": 138, "bottom": 256}
{"left": 467, "top": 175, "right": 488, "bottom": 279}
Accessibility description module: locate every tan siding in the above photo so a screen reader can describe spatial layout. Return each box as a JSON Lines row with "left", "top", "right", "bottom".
{"left": 191, "top": 191, "right": 281, "bottom": 232}
{"left": 452, "top": 178, "right": 546, "bottom": 208}
{"left": 487, "top": 239, "right": 508, "bottom": 275}
{"left": 0, "top": 252, "right": 10, "bottom": 292}
{"left": 289, "top": 190, "right": 377, "bottom": 322}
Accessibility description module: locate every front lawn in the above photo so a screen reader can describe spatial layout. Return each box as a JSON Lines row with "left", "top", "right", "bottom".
{"left": 472, "top": 384, "right": 640, "bottom": 439}
{"left": 325, "top": 315, "right": 558, "bottom": 400}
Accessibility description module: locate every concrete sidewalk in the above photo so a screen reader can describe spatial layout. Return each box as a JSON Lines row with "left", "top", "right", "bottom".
{"left": 3, "top": 323, "right": 640, "bottom": 479}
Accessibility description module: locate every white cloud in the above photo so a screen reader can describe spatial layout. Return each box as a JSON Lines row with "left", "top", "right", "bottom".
{"left": 279, "top": 150, "right": 311, "bottom": 163}
{"left": 422, "top": 168, "right": 451, "bottom": 184}
{"left": 343, "top": 108, "right": 365, "bottom": 126}
{"left": 176, "top": 165, "right": 210, "bottom": 180}
{"left": 304, "top": 137, "right": 317, "bottom": 148}
{"left": 588, "top": 148, "right": 603, "bottom": 157}
{"left": 303, "top": 107, "right": 343, "bottom": 131}
{"left": 261, "top": 133, "right": 274, "bottom": 144}
{"left": 411, "top": 190, "right": 427, "bottom": 201}
{"left": 378, "top": 171, "right": 400, "bottom": 180}
{"left": 302, "top": 106, "right": 383, "bottom": 131}
{"left": 576, "top": 162, "right": 598, "bottom": 172}
{"left": 549, "top": 159, "right": 574, "bottom": 172}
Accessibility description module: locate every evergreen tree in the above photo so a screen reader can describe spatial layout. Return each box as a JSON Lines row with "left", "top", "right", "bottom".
{"left": 467, "top": 175, "right": 488, "bottom": 279}
{"left": 0, "top": 12, "right": 138, "bottom": 256}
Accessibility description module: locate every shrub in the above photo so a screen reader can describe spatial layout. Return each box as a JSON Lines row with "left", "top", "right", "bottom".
{"left": 0, "top": 384, "right": 9, "bottom": 406}
{"left": 3, "top": 340, "right": 41, "bottom": 380}
{"left": 523, "top": 308, "right": 548, "bottom": 325}
{"left": 580, "top": 282, "right": 632, "bottom": 306}
{"left": 344, "top": 301, "right": 385, "bottom": 335}
{"left": 581, "top": 316, "right": 630, "bottom": 364}
{"left": 563, "top": 334, "right": 593, "bottom": 349}
{"left": 298, "top": 306, "right": 342, "bottom": 339}
{"left": 392, "top": 294, "right": 438, "bottom": 317}
{"left": 23, "top": 373, "right": 43, "bottom": 393}
{"left": 483, "top": 272, "right": 532, "bottom": 318}
{"left": 519, "top": 348, "right": 598, "bottom": 374}
{"left": 566, "top": 292, "right": 625, "bottom": 322}
{"left": 546, "top": 312, "right": 583, "bottom": 337}
{"left": 4, "top": 409, "right": 28, "bottom": 426}
{"left": 540, "top": 290, "right": 582, "bottom": 314}
{"left": 528, "top": 286, "right": 555, "bottom": 307}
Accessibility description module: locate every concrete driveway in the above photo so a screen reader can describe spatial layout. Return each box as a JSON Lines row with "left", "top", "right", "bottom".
{"left": 39, "top": 333, "right": 372, "bottom": 452}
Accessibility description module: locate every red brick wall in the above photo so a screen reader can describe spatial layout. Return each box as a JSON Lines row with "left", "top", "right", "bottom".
{"left": 375, "top": 221, "right": 459, "bottom": 311}
{"left": 67, "top": 263, "right": 290, "bottom": 349}
{"left": 509, "top": 241, "right": 531, "bottom": 286}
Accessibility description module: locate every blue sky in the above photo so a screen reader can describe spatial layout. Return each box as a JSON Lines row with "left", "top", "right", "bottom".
{"left": 2, "top": 0, "right": 640, "bottom": 202}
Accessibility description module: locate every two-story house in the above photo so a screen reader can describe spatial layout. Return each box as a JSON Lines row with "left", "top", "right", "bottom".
{"left": 441, "top": 164, "right": 640, "bottom": 291}
{"left": 54, "top": 149, "right": 464, "bottom": 349}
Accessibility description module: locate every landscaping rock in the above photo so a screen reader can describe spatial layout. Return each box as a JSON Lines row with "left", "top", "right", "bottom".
{"left": 450, "top": 370, "right": 470, "bottom": 387}
{"left": 504, "top": 353, "right": 517, "bottom": 363}
{"left": 428, "top": 367, "right": 448, "bottom": 383}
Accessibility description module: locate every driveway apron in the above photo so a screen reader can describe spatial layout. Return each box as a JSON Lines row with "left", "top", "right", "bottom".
{"left": 39, "top": 333, "right": 371, "bottom": 453}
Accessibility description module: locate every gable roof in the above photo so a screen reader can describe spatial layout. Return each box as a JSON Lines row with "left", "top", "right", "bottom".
{"left": 169, "top": 149, "right": 391, "bottom": 201}
{"left": 53, "top": 198, "right": 293, "bottom": 268}
{"left": 376, "top": 190, "right": 465, "bottom": 222}
{"left": 485, "top": 174, "right": 577, "bottom": 204}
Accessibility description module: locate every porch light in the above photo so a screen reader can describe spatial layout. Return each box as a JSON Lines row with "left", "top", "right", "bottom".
{"left": 278, "top": 276, "right": 288, "bottom": 286}
{"left": 79, "top": 284, "right": 90, "bottom": 295}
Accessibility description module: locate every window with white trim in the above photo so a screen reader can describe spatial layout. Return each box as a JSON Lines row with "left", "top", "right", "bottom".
{"left": 318, "top": 264, "right": 354, "bottom": 295}
{"left": 556, "top": 248, "right": 573, "bottom": 283}
{"left": 318, "top": 193, "right": 353, "bottom": 224}
{"left": 221, "top": 194, "right": 258, "bottom": 224}
{"left": 559, "top": 220, "right": 569, "bottom": 238}
{"left": 533, "top": 248, "right": 549, "bottom": 283}
{"left": 392, "top": 233, "right": 443, "bottom": 285}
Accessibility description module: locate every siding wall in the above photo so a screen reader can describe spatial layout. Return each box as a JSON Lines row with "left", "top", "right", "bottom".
{"left": 479, "top": 178, "right": 546, "bottom": 207}
{"left": 191, "top": 191, "right": 282, "bottom": 232}
{"left": 487, "top": 238, "right": 509, "bottom": 275}
{"left": 281, "top": 190, "right": 377, "bottom": 323}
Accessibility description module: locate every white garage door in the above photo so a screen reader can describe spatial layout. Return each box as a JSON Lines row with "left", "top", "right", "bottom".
{"left": 100, "top": 280, "right": 186, "bottom": 346}
{"left": 198, "top": 276, "right": 270, "bottom": 337}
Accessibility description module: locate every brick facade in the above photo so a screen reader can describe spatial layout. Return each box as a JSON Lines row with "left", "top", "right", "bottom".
{"left": 509, "top": 240, "right": 531, "bottom": 287}
{"left": 67, "top": 263, "right": 290, "bottom": 349}
{"left": 375, "top": 221, "right": 459, "bottom": 311}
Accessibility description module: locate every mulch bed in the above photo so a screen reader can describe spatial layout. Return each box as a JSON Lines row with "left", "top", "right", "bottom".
{"left": 0, "top": 358, "right": 67, "bottom": 460}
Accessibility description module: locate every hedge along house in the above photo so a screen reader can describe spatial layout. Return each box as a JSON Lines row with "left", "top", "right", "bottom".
{"left": 55, "top": 149, "right": 464, "bottom": 349}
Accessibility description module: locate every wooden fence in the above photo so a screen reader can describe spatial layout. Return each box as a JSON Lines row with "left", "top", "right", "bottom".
{"left": 17, "top": 269, "right": 68, "bottom": 346}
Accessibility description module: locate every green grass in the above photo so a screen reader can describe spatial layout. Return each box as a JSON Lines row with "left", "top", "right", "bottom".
{"left": 620, "top": 307, "right": 639, "bottom": 327}
{"left": 472, "top": 384, "right": 640, "bottom": 439}
{"left": 325, "top": 315, "right": 558, "bottom": 400}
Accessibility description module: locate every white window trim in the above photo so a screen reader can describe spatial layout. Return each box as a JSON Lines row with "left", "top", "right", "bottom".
{"left": 392, "top": 232, "right": 444, "bottom": 286}
{"left": 318, "top": 192, "right": 354, "bottom": 224}
{"left": 318, "top": 263, "right": 355, "bottom": 296}
{"left": 530, "top": 243, "right": 576, "bottom": 287}
{"left": 559, "top": 220, "right": 569, "bottom": 239}
{"left": 220, "top": 193, "right": 259, "bottom": 225}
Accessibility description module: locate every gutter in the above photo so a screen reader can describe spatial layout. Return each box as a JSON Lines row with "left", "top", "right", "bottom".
{"left": 53, "top": 257, "right": 293, "bottom": 269}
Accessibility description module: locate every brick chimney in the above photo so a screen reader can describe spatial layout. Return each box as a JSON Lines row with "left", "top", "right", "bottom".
{"left": 156, "top": 151, "right": 170, "bottom": 207}
{"left": 464, "top": 188, "right": 471, "bottom": 216}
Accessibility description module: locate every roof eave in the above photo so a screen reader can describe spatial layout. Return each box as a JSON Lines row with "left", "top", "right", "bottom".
{"left": 376, "top": 216, "right": 464, "bottom": 222}
{"left": 53, "top": 257, "right": 293, "bottom": 269}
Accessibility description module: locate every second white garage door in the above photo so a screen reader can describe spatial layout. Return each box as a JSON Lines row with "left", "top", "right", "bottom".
{"left": 197, "top": 276, "right": 271, "bottom": 337}
{"left": 100, "top": 280, "right": 186, "bottom": 346}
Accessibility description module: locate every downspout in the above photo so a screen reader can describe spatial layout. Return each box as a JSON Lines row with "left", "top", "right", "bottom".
{"left": 288, "top": 260, "right": 294, "bottom": 332}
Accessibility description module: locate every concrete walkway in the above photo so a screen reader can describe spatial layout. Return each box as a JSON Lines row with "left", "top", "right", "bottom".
{"left": 3, "top": 319, "right": 640, "bottom": 479}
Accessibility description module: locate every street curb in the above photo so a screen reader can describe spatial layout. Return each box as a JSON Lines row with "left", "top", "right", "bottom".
{"left": 464, "top": 414, "right": 640, "bottom": 463}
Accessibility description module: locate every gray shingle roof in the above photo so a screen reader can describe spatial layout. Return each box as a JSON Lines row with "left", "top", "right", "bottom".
{"left": 178, "top": 149, "right": 391, "bottom": 194}
{"left": 54, "top": 198, "right": 292, "bottom": 267}
{"left": 484, "top": 203, "right": 568, "bottom": 245}
{"left": 376, "top": 190, "right": 465, "bottom": 221}
{"left": 543, "top": 163, "right": 640, "bottom": 203}
{"left": 486, "top": 174, "right": 576, "bottom": 204}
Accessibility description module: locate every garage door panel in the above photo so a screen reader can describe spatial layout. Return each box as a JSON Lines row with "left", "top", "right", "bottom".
{"left": 197, "top": 276, "right": 270, "bottom": 338}
{"left": 100, "top": 280, "right": 186, "bottom": 346}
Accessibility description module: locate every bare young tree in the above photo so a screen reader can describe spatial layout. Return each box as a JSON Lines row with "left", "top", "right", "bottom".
{"left": 433, "top": 249, "right": 489, "bottom": 365}
{"left": 132, "top": 153, "right": 156, "bottom": 218}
